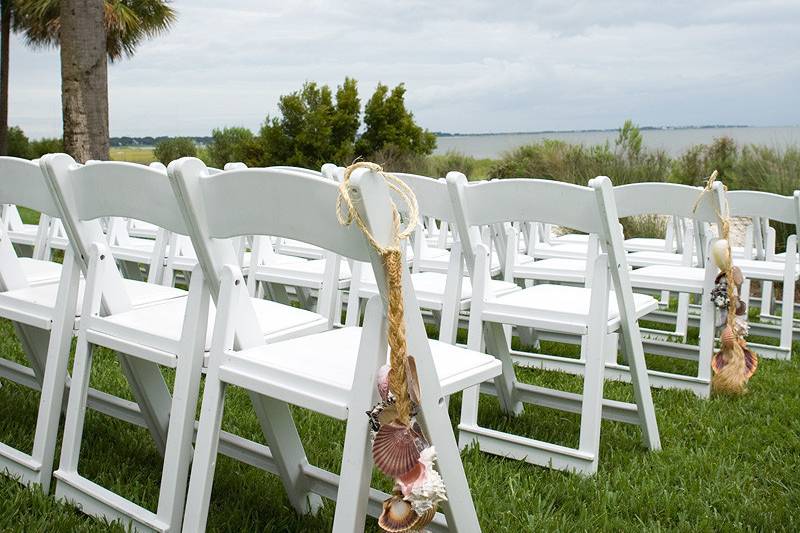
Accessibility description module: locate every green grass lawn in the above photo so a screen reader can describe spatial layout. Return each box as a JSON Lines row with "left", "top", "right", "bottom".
{"left": 110, "top": 147, "right": 156, "bottom": 165}
{"left": 0, "top": 313, "right": 798, "bottom": 532}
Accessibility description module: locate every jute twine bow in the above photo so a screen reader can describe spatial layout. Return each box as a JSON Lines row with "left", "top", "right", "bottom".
{"left": 337, "top": 161, "right": 419, "bottom": 424}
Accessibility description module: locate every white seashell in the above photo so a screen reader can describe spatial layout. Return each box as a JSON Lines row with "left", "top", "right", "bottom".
{"left": 711, "top": 239, "right": 732, "bottom": 271}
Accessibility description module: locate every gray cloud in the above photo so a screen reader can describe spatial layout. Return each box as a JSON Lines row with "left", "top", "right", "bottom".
{"left": 7, "top": 0, "right": 800, "bottom": 138}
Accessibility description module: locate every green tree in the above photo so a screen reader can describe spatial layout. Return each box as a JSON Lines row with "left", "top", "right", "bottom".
{"left": 254, "top": 78, "right": 361, "bottom": 168}
{"left": 355, "top": 83, "right": 436, "bottom": 158}
{"left": 29, "top": 135, "right": 63, "bottom": 157}
{"left": 615, "top": 119, "right": 643, "bottom": 161}
{"left": 7, "top": 124, "right": 29, "bottom": 157}
{"left": 10, "top": 0, "right": 176, "bottom": 161}
{"left": 153, "top": 137, "right": 196, "bottom": 164}
{"left": 205, "top": 126, "right": 255, "bottom": 168}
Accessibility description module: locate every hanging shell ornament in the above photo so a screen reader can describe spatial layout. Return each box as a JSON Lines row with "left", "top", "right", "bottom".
{"left": 696, "top": 171, "right": 758, "bottom": 395}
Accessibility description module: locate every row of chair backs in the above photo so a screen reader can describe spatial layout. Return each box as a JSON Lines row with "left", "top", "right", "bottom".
{"left": 728, "top": 190, "right": 800, "bottom": 234}
{"left": 613, "top": 182, "right": 724, "bottom": 224}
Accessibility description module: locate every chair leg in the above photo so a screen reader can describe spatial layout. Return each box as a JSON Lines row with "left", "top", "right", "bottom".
{"left": 155, "top": 354, "right": 204, "bottom": 530}
{"left": 332, "top": 294, "right": 385, "bottom": 532}
{"left": 116, "top": 355, "right": 173, "bottom": 457}
{"left": 576, "top": 331, "right": 612, "bottom": 475}
{"left": 675, "top": 292, "right": 690, "bottom": 340}
{"left": 250, "top": 393, "right": 323, "bottom": 515}
{"left": 483, "top": 322, "right": 523, "bottom": 416}
{"left": 760, "top": 280, "right": 773, "bottom": 317}
{"left": 54, "top": 333, "right": 94, "bottom": 478}
{"left": 182, "top": 370, "right": 228, "bottom": 533}
{"left": 418, "top": 389, "right": 481, "bottom": 532}
{"left": 779, "top": 276, "right": 794, "bottom": 355}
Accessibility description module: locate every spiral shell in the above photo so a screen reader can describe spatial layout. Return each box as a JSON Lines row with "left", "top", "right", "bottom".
{"left": 378, "top": 492, "right": 437, "bottom": 532}
{"left": 373, "top": 422, "right": 426, "bottom": 477}
{"left": 404, "top": 356, "right": 421, "bottom": 407}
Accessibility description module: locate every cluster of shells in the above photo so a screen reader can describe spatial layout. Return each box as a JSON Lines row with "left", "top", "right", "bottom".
{"left": 369, "top": 359, "right": 445, "bottom": 532}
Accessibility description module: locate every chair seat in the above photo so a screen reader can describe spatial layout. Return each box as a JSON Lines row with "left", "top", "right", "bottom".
{"left": 109, "top": 237, "right": 158, "bottom": 264}
{"left": 7, "top": 223, "right": 39, "bottom": 246}
{"left": 416, "top": 248, "right": 502, "bottom": 275}
{"left": 627, "top": 251, "right": 694, "bottom": 268}
{"left": 624, "top": 237, "right": 675, "bottom": 253}
{"left": 357, "top": 270, "right": 519, "bottom": 310}
{"left": 773, "top": 251, "right": 799, "bottom": 264}
{"left": 552, "top": 233, "right": 589, "bottom": 244}
{"left": 735, "top": 258, "right": 798, "bottom": 281}
{"left": 168, "top": 252, "right": 254, "bottom": 274}
{"left": 251, "top": 258, "right": 351, "bottom": 289}
{"left": 217, "top": 327, "right": 503, "bottom": 419}
{"left": 629, "top": 265, "right": 705, "bottom": 292}
{"left": 89, "top": 294, "right": 329, "bottom": 359}
{"left": 18, "top": 258, "right": 63, "bottom": 286}
{"left": 482, "top": 284, "right": 658, "bottom": 335}
{"left": 513, "top": 258, "right": 586, "bottom": 283}
{"left": 529, "top": 242, "right": 588, "bottom": 260}
{"left": 127, "top": 220, "right": 159, "bottom": 239}
{"left": 275, "top": 238, "right": 326, "bottom": 260}
{"left": 0, "top": 279, "right": 186, "bottom": 329}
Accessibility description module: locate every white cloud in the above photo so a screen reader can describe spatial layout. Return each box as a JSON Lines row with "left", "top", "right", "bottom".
{"left": 7, "top": 0, "right": 800, "bottom": 137}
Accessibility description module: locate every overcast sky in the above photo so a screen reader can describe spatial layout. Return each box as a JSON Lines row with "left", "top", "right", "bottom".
{"left": 8, "top": 0, "right": 800, "bottom": 138}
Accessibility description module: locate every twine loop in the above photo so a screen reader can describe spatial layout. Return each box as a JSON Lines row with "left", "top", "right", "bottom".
{"left": 337, "top": 161, "right": 419, "bottom": 424}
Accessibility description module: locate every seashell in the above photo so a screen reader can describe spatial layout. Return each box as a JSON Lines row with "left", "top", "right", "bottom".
{"left": 377, "top": 364, "right": 391, "bottom": 401}
{"left": 731, "top": 266, "right": 744, "bottom": 287}
{"left": 404, "top": 356, "right": 421, "bottom": 407}
{"left": 378, "top": 492, "right": 437, "bottom": 532}
{"left": 735, "top": 299, "right": 747, "bottom": 316}
{"left": 711, "top": 239, "right": 732, "bottom": 271}
{"left": 742, "top": 346, "right": 758, "bottom": 378}
{"left": 373, "top": 422, "right": 425, "bottom": 477}
{"left": 720, "top": 326, "right": 736, "bottom": 349}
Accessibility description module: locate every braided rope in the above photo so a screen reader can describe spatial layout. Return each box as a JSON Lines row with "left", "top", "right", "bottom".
{"left": 337, "top": 161, "right": 419, "bottom": 424}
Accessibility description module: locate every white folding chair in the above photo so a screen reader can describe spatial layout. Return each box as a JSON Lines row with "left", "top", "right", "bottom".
{"left": 616, "top": 182, "right": 726, "bottom": 397}
{"left": 41, "top": 155, "right": 330, "bottom": 532}
{"left": 447, "top": 172, "right": 661, "bottom": 475}
{"left": 726, "top": 190, "right": 799, "bottom": 360}
{"left": 171, "top": 160, "right": 500, "bottom": 532}
{"left": 346, "top": 172, "right": 519, "bottom": 343}
{"left": 0, "top": 156, "right": 185, "bottom": 493}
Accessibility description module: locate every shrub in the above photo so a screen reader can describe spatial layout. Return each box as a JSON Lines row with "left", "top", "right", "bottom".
{"left": 153, "top": 137, "right": 197, "bottom": 164}
{"left": 426, "top": 151, "right": 478, "bottom": 177}
{"left": 205, "top": 127, "right": 255, "bottom": 168}
{"left": 29, "top": 137, "right": 64, "bottom": 158}
{"left": 367, "top": 143, "right": 429, "bottom": 174}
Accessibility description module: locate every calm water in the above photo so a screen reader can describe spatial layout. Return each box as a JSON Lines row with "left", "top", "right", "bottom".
{"left": 434, "top": 126, "right": 800, "bottom": 159}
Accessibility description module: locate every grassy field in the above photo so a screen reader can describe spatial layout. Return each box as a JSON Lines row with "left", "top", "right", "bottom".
{"left": 0, "top": 304, "right": 798, "bottom": 531}
{"left": 110, "top": 147, "right": 156, "bottom": 165}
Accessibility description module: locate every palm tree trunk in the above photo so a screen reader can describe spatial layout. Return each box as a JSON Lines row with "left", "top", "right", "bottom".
{"left": 59, "top": 0, "right": 109, "bottom": 162}
{"left": 0, "top": 0, "right": 11, "bottom": 156}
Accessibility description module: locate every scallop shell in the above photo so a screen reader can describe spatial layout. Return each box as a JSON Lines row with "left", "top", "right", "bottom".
{"left": 378, "top": 492, "right": 437, "bottom": 532}
{"left": 720, "top": 326, "right": 736, "bottom": 349}
{"left": 735, "top": 299, "right": 747, "bottom": 316}
{"left": 372, "top": 422, "right": 425, "bottom": 478}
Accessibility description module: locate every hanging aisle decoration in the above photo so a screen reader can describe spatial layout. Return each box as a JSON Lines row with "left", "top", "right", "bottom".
{"left": 697, "top": 170, "right": 758, "bottom": 395}
{"left": 337, "top": 162, "right": 447, "bottom": 532}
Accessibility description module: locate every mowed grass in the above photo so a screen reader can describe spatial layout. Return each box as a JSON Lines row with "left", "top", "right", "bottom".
{"left": 110, "top": 147, "right": 156, "bottom": 165}
{"left": 0, "top": 311, "right": 799, "bottom": 532}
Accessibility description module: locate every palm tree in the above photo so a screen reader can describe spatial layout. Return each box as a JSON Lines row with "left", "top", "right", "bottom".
{"left": 3, "top": 0, "right": 175, "bottom": 160}
{"left": 0, "top": 0, "right": 13, "bottom": 155}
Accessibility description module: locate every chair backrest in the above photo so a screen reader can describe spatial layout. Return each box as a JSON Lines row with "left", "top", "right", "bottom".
{"left": 0, "top": 157, "right": 62, "bottom": 217}
{"left": 394, "top": 173, "right": 454, "bottom": 222}
{"left": 40, "top": 154, "right": 188, "bottom": 312}
{"left": 613, "top": 182, "right": 724, "bottom": 224}
{"left": 727, "top": 190, "right": 800, "bottom": 235}
{"left": 447, "top": 174, "right": 608, "bottom": 270}
{"left": 168, "top": 158, "right": 404, "bottom": 346}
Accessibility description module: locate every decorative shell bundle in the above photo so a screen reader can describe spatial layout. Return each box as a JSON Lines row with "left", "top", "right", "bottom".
{"left": 708, "top": 236, "right": 759, "bottom": 395}
{"left": 371, "top": 362, "right": 447, "bottom": 531}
